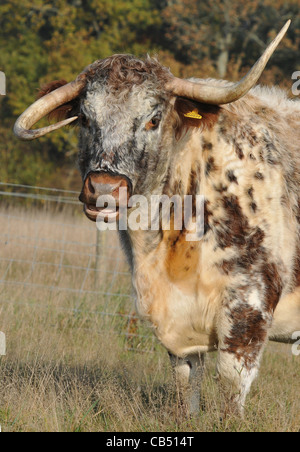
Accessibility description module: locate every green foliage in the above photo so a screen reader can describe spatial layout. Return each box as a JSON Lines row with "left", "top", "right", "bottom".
{"left": 0, "top": 0, "right": 161, "bottom": 188}
{"left": 162, "top": 0, "right": 300, "bottom": 78}
{"left": 0, "top": 0, "right": 299, "bottom": 188}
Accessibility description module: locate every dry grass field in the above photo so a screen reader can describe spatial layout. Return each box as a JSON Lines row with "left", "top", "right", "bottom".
{"left": 0, "top": 205, "right": 299, "bottom": 432}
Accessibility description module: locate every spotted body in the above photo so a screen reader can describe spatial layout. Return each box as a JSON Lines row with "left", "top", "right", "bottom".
{"left": 75, "top": 58, "right": 300, "bottom": 414}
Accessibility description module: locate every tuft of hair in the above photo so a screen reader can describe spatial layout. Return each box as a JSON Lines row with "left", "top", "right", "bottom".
{"left": 37, "top": 79, "right": 80, "bottom": 123}
{"left": 174, "top": 97, "right": 221, "bottom": 140}
{"left": 82, "top": 54, "right": 173, "bottom": 92}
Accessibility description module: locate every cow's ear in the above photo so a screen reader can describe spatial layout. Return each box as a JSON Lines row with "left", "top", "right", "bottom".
{"left": 37, "top": 79, "right": 80, "bottom": 123}
{"left": 174, "top": 97, "right": 221, "bottom": 139}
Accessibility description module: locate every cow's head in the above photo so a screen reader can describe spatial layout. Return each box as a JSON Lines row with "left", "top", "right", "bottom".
{"left": 14, "top": 22, "right": 290, "bottom": 222}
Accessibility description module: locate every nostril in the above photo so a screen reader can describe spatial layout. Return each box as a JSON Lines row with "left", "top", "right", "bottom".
{"left": 88, "top": 176, "right": 96, "bottom": 194}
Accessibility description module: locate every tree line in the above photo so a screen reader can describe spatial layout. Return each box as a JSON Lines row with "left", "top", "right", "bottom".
{"left": 0, "top": 0, "right": 299, "bottom": 189}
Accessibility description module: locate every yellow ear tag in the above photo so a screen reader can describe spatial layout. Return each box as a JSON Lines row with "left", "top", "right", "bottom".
{"left": 184, "top": 109, "right": 202, "bottom": 120}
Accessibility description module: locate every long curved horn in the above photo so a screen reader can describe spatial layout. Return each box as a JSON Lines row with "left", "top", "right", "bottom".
{"left": 13, "top": 77, "right": 86, "bottom": 141}
{"left": 165, "top": 20, "right": 291, "bottom": 105}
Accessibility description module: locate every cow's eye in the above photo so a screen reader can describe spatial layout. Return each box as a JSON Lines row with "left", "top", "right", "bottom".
{"left": 146, "top": 114, "right": 161, "bottom": 131}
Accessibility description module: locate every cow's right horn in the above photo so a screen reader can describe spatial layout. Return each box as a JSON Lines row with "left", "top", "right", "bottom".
{"left": 166, "top": 20, "right": 291, "bottom": 105}
{"left": 13, "top": 77, "right": 86, "bottom": 141}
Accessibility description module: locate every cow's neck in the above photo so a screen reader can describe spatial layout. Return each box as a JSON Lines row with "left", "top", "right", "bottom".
{"left": 123, "top": 138, "right": 203, "bottom": 272}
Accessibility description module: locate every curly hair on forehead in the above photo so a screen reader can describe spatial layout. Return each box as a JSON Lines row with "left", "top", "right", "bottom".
{"left": 83, "top": 54, "right": 173, "bottom": 91}
{"left": 37, "top": 54, "right": 173, "bottom": 123}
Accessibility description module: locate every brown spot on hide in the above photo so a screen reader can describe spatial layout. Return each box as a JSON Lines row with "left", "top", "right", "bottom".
{"left": 186, "top": 165, "right": 201, "bottom": 216}
{"left": 226, "top": 170, "right": 238, "bottom": 184}
{"left": 247, "top": 129, "right": 259, "bottom": 147}
{"left": 215, "top": 195, "right": 249, "bottom": 249}
{"left": 214, "top": 183, "right": 228, "bottom": 193}
{"left": 223, "top": 303, "right": 268, "bottom": 369}
{"left": 261, "top": 262, "right": 283, "bottom": 313}
{"left": 235, "top": 142, "right": 244, "bottom": 160}
{"left": 248, "top": 187, "right": 254, "bottom": 199}
{"left": 205, "top": 157, "right": 216, "bottom": 177}
{"left": 164, "top": 225, "right": 199, "bottom": 292}
{"left": 202, "top": 138, "right": 213, "bottom": 151}
{"left": 259, "top": 149, "right": 264, "bottom": 162}
{"left": 173, "top": 179, "right": 184, "bottom": 196}
{"left": 294, "top": 249, "right": 300, "bottom": 288}
{"left": 295, "top": 262, "right": 300, "bottom": 287}
{"left": 204, "top": 200, "right": 212, "bottom": 235}
{"left": 218, "top": 259, "right": 236, "bottom": 275}
{"left": 296, "top": 200, "right": 300, "bottom": 225}
{"left": 255, "top": 172, "right": 264, "bottom": 180}
{"left": 217, "top": 228, "right": 265, "bottom": 275}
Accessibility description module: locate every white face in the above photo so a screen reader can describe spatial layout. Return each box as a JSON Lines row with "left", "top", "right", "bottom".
{"left": 77, "top": 78, "right": 174, "bottom": 197}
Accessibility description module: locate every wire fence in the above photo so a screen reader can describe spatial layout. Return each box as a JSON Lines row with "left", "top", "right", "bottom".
{"left": 0, "top": 182, "right": 157, "bottom": 353}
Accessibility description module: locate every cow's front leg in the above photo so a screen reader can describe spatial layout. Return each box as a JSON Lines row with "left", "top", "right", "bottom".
{"left": 216, "top": 288, "right": 273, "bottom": 417}
{"left": 169, "top": 352, "right": 205, "bottom": 417}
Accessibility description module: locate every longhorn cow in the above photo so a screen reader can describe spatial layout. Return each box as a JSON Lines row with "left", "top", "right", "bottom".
{"left": 14, "top": 20, "right": 300, "bottom": 416}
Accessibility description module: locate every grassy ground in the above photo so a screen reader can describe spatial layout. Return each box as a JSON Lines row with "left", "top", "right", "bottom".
{"left": 0, "top": 205, "right": 299, "bottom": 432}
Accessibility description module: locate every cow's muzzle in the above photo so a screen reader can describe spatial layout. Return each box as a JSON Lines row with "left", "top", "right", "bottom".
{"left": 79, "top": 172, "right": 132, "bottom": 222}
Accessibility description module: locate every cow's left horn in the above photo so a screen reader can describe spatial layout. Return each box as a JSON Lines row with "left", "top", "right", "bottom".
{"left": 166, "top": 20, "right": 291, "bottom": 105}
{"left": 13, "top": 77, "right": 86, "bottom": 140}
